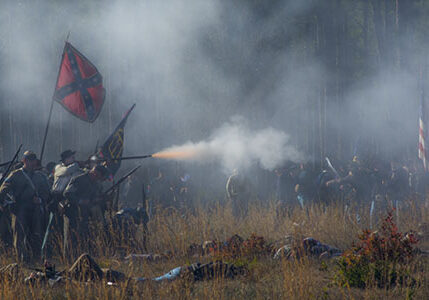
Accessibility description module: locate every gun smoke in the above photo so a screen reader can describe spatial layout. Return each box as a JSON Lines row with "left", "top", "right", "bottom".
{"left": 0, "top": 0, "right": 426, "bottom": 183}
{"left": 152, "top": 117, "right": 304, "bottom": 173}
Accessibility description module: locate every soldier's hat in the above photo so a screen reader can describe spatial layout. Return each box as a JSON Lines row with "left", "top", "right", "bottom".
{"left": 23, "top": 150, "right": 37, "bottom": 161}
{"left": 60, "top": 149, "right": 76, "bottom": 162}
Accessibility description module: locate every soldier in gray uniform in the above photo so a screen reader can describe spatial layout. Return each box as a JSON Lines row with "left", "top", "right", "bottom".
{"left": 0, "top": 151, "right": 50, "bottom": 262}
{"left": 62, "top": 165, "right": 108, "bottom": 260}
{"left": 51, "top": 150, "right": 83, "bottom": 218}
{"left": 52, "top": 150, "right": 83, "bottom": 199}
{"left": 43, "top": 150, "right": 83, "bottom": 256}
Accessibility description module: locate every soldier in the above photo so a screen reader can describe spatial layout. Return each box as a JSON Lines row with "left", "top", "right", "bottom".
{"left": 45, "top": 161, "right": 57, "bottom": 188}
{"left": 62, "top": 165, "right": 108, "bottom": 260}
{"left": 294, "top": 163, "right": 315, "bottom": 208}
{"left": 0, "top": 151, "right": 50, "bottom": 262}
{"left": 51, "top": 150, "right": 83, "bottom": 213}
{"left": 41, "top": 150, "right": 83, "bottom": 257}
{"left": 273, "top": 164, "right": 298, "bottom": 217}
{"left": 226, "top": 169, "right": 250, "bottom": 218}
{"left": 52, "top": 150, "right": 82, "bottom": 194}
{"left": 387, "top": 161, "right": 410, "bottom": 222}
{"left": 273, "top": 164, "right": 296, "bottom": 206}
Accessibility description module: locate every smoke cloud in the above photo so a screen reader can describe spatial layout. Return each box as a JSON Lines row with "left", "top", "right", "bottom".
{"left": 0, "top": 0, "right": 426, "bottom": 173}
{"left": 153, "top": 116, "right": 304, "bottom": 173}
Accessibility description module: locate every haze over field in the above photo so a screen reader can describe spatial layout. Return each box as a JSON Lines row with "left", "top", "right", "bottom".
{"left": 0, "top": 0, "right": 426, "bottom": 173}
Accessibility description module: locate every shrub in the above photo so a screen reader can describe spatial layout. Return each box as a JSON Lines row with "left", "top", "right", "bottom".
{"left": 334, "top": 211, "right": 419, "bottom": 288}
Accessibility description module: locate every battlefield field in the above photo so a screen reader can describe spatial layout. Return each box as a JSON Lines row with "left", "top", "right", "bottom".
{"left": 1, "top": 201, "right": 429, "bottom": 299}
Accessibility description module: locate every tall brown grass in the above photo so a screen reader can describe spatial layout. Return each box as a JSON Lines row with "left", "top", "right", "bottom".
{"left": 0, "top": 199, "right": 428, "bottom": 299}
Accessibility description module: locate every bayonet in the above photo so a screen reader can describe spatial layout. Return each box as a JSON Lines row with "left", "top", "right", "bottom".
{"left": 325, "top": 157, "right": 340, "bottom": 179}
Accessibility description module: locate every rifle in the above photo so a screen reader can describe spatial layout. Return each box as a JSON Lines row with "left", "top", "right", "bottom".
{"left": 41, "top": 212, "right": 54, "bottom": 260}
{"left": 77, "top": 155, "right": 152, "bottom": 168}
{"left": 97, "top": 155, "right": 152, "bottom": 163}
{"left": 103, "top": 165, "right": 141, "bottom": 195}
{"left": 0, "top": 144, "right": 23, "bottom": 187}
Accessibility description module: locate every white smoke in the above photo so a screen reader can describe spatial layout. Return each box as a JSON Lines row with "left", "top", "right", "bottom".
{"left": 156, "top": 116, "right": 304, "bottom": 172}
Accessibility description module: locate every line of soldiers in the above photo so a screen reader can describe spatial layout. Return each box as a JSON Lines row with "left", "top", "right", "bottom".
{"left": 269, "top": 156, "right": 429, "bottom": 221}
{"left": 222, "top": 155, "right": 429, "bottom": 224}
{"left": 0, "top": 149, "right": 109, "bottom": 263}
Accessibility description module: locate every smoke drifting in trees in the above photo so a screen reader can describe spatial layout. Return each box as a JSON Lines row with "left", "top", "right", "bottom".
{"left": 0, "top": 0, "right": 427, "bottom": 170}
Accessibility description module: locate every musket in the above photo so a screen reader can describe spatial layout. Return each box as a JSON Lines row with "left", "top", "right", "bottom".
{"left": 77, "top": 155, "right": 152, "bottom": 168}
{"left": 98, "top": 155, "right": 152, "bottom": 162}
{"left": 41, "top": 212, "right": 54, "bottom": 260}
{"left": 103, "top": 165, "right": 141, "bottom": 195}
{"left": 0, "top": 144, "right": 23, "bottom": 187}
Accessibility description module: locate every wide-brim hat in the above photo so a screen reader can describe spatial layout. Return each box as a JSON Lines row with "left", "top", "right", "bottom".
{"left": 61, "top": 150, "right": 76, "bottom": 162}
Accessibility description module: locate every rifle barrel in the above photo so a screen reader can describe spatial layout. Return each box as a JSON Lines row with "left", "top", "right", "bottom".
{"left": 99, "top": 155, "right": 152, "bottom": 162}
{"left": 104, "top": 165, "right": 141, "bottom": 195}
{"left": 0, "top": 144, "right": 22, "bottom": 186}
{"left": 117, "top": 155, "right": 152, "bottom": 160}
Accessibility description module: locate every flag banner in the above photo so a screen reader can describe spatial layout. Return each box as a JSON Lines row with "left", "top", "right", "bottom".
{"left": 99, "top": 104, "right": 136, "bottom": 177}
{"left": 53, "top": 42, "right": 105, "bottom": 122}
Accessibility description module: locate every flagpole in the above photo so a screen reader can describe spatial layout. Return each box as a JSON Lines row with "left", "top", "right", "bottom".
{"left": 40, "top": 99, "right": 54, "bottom": 163}
{"left": 40, "top": 35, "right": 69, "bottom": 164}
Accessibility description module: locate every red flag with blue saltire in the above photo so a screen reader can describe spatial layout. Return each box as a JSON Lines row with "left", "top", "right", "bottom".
{"left": 53, "top": 42, "right": 105, "bottom": 122}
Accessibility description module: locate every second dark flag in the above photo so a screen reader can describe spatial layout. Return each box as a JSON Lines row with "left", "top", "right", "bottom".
{"left": 99, "top": 104, "right": 136, "bottom": 177}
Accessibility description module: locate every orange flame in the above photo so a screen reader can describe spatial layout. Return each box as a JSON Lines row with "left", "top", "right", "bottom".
{"left": 152, "top": 150, "right": 197, "bottom": 160}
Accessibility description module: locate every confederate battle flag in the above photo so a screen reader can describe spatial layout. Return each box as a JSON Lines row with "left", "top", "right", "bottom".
{"left": 53, "top": 42, "right": 105, "bottom": 122}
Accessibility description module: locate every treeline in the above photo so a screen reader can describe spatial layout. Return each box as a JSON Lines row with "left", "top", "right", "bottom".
{"left": 0, "top": 0, "right": 428, "bottom": 166}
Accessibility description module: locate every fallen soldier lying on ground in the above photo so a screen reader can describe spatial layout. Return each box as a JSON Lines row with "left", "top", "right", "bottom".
{"left": 0, "top": 253, "right": 247, "bottom": 286}
{"left": 135, "top": 261, "right": 248, "bottom": 282}
{"left": 273, "top": 237, "right": 343, "bottom": 260}
{"left": 124, "top": 234, "right": 269, "bottom": 261}
{"left": 123, "top": 234, "right": 341, "bottom": 261}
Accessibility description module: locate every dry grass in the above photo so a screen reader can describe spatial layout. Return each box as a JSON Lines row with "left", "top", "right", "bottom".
{"left": 0, "top": 200, "right": 428, "bottom": 299}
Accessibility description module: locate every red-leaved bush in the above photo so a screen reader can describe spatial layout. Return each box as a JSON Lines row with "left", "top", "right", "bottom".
{"left": 335, "top": 211, "right": 419, "bottom": 288}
